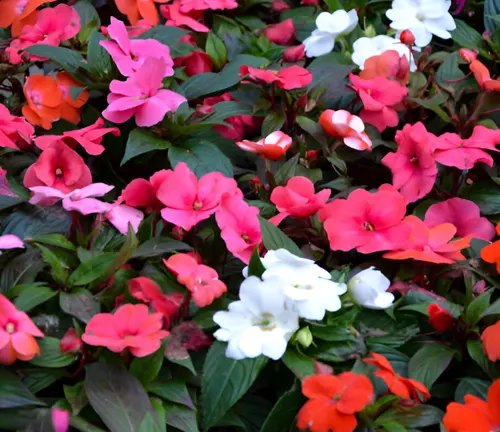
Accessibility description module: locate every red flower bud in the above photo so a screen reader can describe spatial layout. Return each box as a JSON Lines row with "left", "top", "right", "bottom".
{"left": 263, "top": 19, "right": 296, "bottom": 46}
{"left": 427, "top": 303, "right": 455, "bottom": 332}
{"left": 314, "top": 361, "right": 333, "bottom": 375}
{"left": 301, "top": 0, "right": 319, "bottom": 5}
{"left": 305, "top": 150, "right": 318, "bottom": 161}
{"left": 249, "top": 176, "right": 262, "bottom": 189}
{"left": 114, "top": 295, "right": 124, "bottom": 309}
{"left": 472, "top": 280, "right": 487, "bottom": 296}
{"left": 283, "top": 44, "right": 305, "bottom": 63}
{"left": 399, "top": 30, "right": 415, "bottom": 46}
{"left": 179, "top": 34, "right": 197, "bottom": 46}
{"left": 271, "top": 0, "right": 290, "bottom": 11}
{"left": 174, "top": 51, "right": 213, "bottom": 77}
{"left": 172, "top": 226, "right": 185, "bottom": 240}
{"left": 460, "top": 48, "right": 478, "bottom": 63}
{"left": 60, "top": 328, "right": 82, "bottom": 354}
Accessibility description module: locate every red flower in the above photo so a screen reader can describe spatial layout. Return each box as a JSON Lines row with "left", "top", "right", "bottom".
{"left": 240, "top": 65, "right": 312, "bottom": 90}
{"left": 480, "top": 223, "right": 500, "bottom": 272}
{"left": 359, "top": 50, "right": 409, "bottom": 85}
{"left": 283, "top": 44, "right": 305, "bottom": 62}
{"left": 443, "top": 379, "right": 500, "bottom": 432}
{"left": 364, "top": 352, "right": 430, "bottom": 402}
{"left": 271, "top": 0, "right": 290, "bottom": 10}
{"left": 121, "top": 169, "right": 169, "bottom": 213}
{"left": 482, "top": 321, "right": 500, "bottom": 361}
{"left": 174, "top": 51, "right": 213, "bottom": 77}
{"left": 59, "top": 328, "right": 82, "bottom": 354}
{"left": 263, "top": 18, "right": 295, "bottom": 46}
{"left": 297, "top": 372, "right": 374, "bottom": 432}
{"left": 427, "top": 303, "right": 455, "bottom": 332}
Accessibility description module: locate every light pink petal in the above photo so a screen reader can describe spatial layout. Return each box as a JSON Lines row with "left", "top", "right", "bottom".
{"left": 52, "top": 408, "right": 70, "bottom": 432}
{"left": 0, "top": 234, "right": 24, "bottom": 250}
{"left": 161, "top": 207, "right": 214, "bottom": 231}
{"left": 28, "top": 186, "right": 66, "bottom": 206}
{"left": 135, "top": 90, "right": 187, "bottom": 127}
{"left": 62, "top": 197, "right": 111, "bottom": 215}
{"left": 106, "top": 204, "right": 144, "bottom": 234}
{"left": 102, "top": 106, "right": 136, "bottom": 124}
{"left": 106, "top": 17, "right": 131, "bottom": 54}
{"left": 73, "top": 183, "right": 115, "bottom": 199}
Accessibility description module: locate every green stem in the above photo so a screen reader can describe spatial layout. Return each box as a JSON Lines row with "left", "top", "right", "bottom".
{"left": 70, "top": 416, "right": 106, "bottom": 432}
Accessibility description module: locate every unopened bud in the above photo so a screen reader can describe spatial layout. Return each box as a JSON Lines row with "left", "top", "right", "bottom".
{"left": 460, "top": 48, "right": 478, "bottom": 63}
{"left": 400, "top": 30, "right": 415, "bottom": 46}
{"left": 60, "top": 328, "right": 82, "bottom": 354}
{"left": 296, "top": 326, "right": 313, "bottom": 348}
{"left": 314, "top": 361, "right": 333, "bottom": 375}
{"left": 483, "top": 30, "right": 493, "bottom": 41}
{"left": 305, "top": 150, "right": 318, "bottom": 161}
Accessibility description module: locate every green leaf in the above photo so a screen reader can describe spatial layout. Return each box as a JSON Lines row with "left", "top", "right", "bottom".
{"left": 455, "top": 377, "right": 490, "bottom": 402}
{"left": 461, "top": 181, "right": 500, "bottom": 215}
{"left": 247, "top": 247, "right": 265, "bottom": 278}
{"left": 35, "top": 243, "right": 69, "bottom": 284}
{"left": 28, "top": 234, "right": 76, "bottom": 250}
{"left": 327, "top": 153, "right": 347, "bottom": 173}
{"left": 409, "top": 97, "right": 451, "bottom": 122}
{"left": 203, "top": 101, "right": 254, "bottom": 125}
{"left": 67, "top": 253, "right": 117, "bottom": 286}
{"left": 132, "top": 237, "right": 192, "bottom": 258}
{"left": 25, "top": 45, "right": 86, "bottom": 78}
{"left": 307, "top": 62, "right": 354, "bottom": 106}
{"left": 165, "top": 403, "right": 199, "bottom": 432}
{"left": 482, "top": 297, "right": 500, "bottom": 317}
{"left": 13, "top": 284, "right": 56, "bottom": 312}
{"left": 466, "top": 291, "right": 492, "bottom": 326}
{"left": 138, "top": 26, "right": 188, "bottom": 45}
{"left": 274, "top": 154, "right": 299, "bottom": 186}
{"left": 452, "top": 20, "right": 484, "bottom": 50}
{"left": 201, "top": 341, "right": 268, "bottom": 429}
{"left": 24, "top": 369, "right": 68, "bottom": 394}
{"left": 259, "top": 218, "right": 303, "bottom": 256}
{"left": 0, "top": 249, "right": 45, "bottom": 294}
{"left": 205, "top": 32, "right": 228, "bottom": 69}
{"left": 64, "top": 382, "right": 88, "bottom": 415}
{"left": 60, "top": 288, "right": 100, "bottom": 323}
{"left": 408, "top": 344, "right": 455, "bottom": 389}
{"left": 169, "top": 139, "right": 233, "bottom": 178}
{"left": 0, "top": 370, "right": 44, "bottom": 408}
{"left": 485, "top": 0, "right": 500, "bottom": 32}
{"left": 29, "top": 337, "right": 76, "bottom": 368}
{"left": 261, "top": 111, "right": 286, "bottom": 137}
{"left": 436, "top": 52, "right": 476, "bottom": 99}
{"left": 281, "top": 349, "right": 316, "bottom": 379}
{"left": 467, "top": 339, "right": 500, "bottom": 378}
{"left": 87, "top": 32, "right": 113, "bottom": 77}
{"left": 121, "top": 128, "right": 171, "bottom": 166}
{"left": 375, "top": 405, "right": 444, "bottom": 428}
{"left": 130, "top": 344, "right": 165, "bottom": 386}
{"left": 74, "top": 0, "right": 100, "bottom": 42}
{"left": 85, "top": 363, "right": 159, "bottom": 432}
{"left": 149, "top": 380, "right": 194, "bottom": 409}
{"left": 260, "top": 386, "right": 304, "bottom": 432}
{"left": 296, "top": 115, "right": 328, "bottom": 147}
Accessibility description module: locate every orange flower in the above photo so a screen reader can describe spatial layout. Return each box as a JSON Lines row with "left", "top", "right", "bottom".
{"left": 443, "top": 379, "right": 500, "bottom": 432}
{"left": 115, "top": 0, "right": 170, "bottom": 25}
{"left": 297, "top": 372, "right": 373, "bottom": 432}
{"left": 364, "top": 352, "right": 430, "bottom": 403}
{"left": 0, "top": 0, "right": 56, "bottom": 36}
{"left": 480, "top": 223, "right": 500, "bottom": 272}
{"left": 22, "top": 74, "right": 63, "bottom": 130}
{"left": 467, "top": 60, "right": 500, "bottom": 92}
{"left": 236, "top": 131, "right": 292, "bottom": 161}
{"left": 359, "top": 50, "right": 410, "bottom": 85}
{"left": 482, "top": 321, "right": 500, "bottom": 362}
{"left": 55, "top": 72, "right": 89, "bottom": 125}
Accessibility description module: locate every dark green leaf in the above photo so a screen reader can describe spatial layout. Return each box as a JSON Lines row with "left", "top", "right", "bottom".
{"left": 259, "top": 218, "right": 303, "bottom": 256}
{"left": 73, "top": 0, "right": 100, "bottom": 40}
{"left": 461, "top": 181, "right": 500, "bottom": 215}
{"left": 87, "top": 32, "right": 113, "bottom": 77}
{"left": 138, "top": 26, "right": 188, "bottom": 45}
{"left": 274, "top": 154, "right": 299, "bottom": 186}
{"left": 247, "top": 247, "right": 265, "bottom": 278}
{"left": 130, "top": 344, "right": 165, "bottom": 386}
{"left": 436, "top": 52, "right": 477, "bottom": 99}
{"left": 121, "top": 128, "right": 171, "bottom": 166}
{"left": 261, "top": 111, "right": 286, "bottom": 137}
{"left": 296, "top": 115, "right": 328, "bottom": 147}
{"left": 455, "top": 377, "right": 490, "bottom": 402}
{"left": 261, "top": 385, "right": 304, "bottom": 432}
{"left": 0, "top": 249, "right": 45, "bottom": 294}
{"left": 307, "top": 63, "right": 354, "bottom": 106}
{"left": 13, "top": 284, "right": 56, "bottom": 312}
{"left": 35, "top": 243, "right": 69, "bottom": 284}
{"left": 201, "top": 341, "right": 268, "bottom": 429}
{"left": 29, "top": 337, "right": 76, "bottom": 368}
{"left": 452, "top": 20, "right": 483, "bottom": 50}
{"left": 25, "top": 45, "right": 86, "bottom": 78}
{"left": 466, "top": 291, "right": 492, "bottom": 325}
{"left": 64, "top": 382, "right": 88, "bottom": 415}
{"left": 67, "top": 253, "right": 117, "bottom": 286}
{"left": 483, "top": 297, "right": 500, "bottom": 317}
{"left": 60, "top": 288, "right": 100, "bottom": 323}
{"left": 409, "top": 97, "right": 451, "bottom": 122}
{"left": 485, "top": 0, "right": 500, "bottom": 32}
{"left": 408, "top": 344, "right": 455, "bottom": 389}
{"left": 149, "top": 380, "right": 194, "bottom": 409}
{"left": 467, "top": 339, "right": 500, "bottom": 378}
{"left": 28, "top": 234, "right": 76, "bottom": 250}
{"left": 205, "top": 32, "right": 228, "bottom": 69}
{"left": 165, "top": 403, "right": 198, "bottom": 432}
{"left": 132, "top": 237, "right": 192, "bottom": 258}
{"left": 281, "top": 349, "right": 316, "bottom": 379}
{"left": 85, "top": 363, "right": 159, "bottom": 432}
{"left": 375, "top": 405, "right": 444, "bottom": 428}
{"left": 24, "top": 369, "right": 68, "bottom": 394}
{"left": 0, "top": 370, "right": 44, "bottom": 408}
{"left": 203, "top": 101, "right": 254, "bottom": 125}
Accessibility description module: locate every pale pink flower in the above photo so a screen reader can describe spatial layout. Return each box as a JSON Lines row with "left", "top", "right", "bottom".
{"left": 0, "top": 235, "right": 24, "bottom": 251}
{"left": 51, "top": 408, "right": 69, "bottom": 432}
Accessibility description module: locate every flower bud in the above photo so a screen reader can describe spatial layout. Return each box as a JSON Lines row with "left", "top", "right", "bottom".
{"left": 59, "top": 328, "right": 82, "bottom": 354}
{"left": 314, "top": 361, "right": 333, "bottom": 375}
{"left": 174, "top": 52, "right": 213, "bottom": 77}
{"left": 427, "top": 303, "right": 454, "bottom": 332}
{"left": 305, "top": 150, "right": 318, "bottom": 161}
{"left": 283, "top": 44, "right": 305, "bottom": 63}
{"left": 399, "top": 30, "right": 415, "bottom": 46}
{"left": 263, "top": 19, "right": 295, "bottom": 46}
{"left": 472, "top": 280, "right": 487, "bottom": 296}
{"left": 459, "top": 48, "right": 478, "bottom": 63}
{"left": 271, "top": 0, "right": 290, "bottom": 11}
{"left": 249, "top": 176, "right": 262, "bottom": 190}
{"left": 172, "top": 226, "right": 185, "bottom": 240}
{"left": 347, "top": 267, "right": 394, "bottom": 310}
{"left": 364, "top": 25, "right": 377, "bottom": 38}
{"left": 296, "top": 326, "right": 313, "bottom": 348}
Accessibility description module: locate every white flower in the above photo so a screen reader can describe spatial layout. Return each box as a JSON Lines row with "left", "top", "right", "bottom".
{"left": 352, "top": 35, "right": 419, "bottom": 71}
{"left": 347, "top": 267, "right": 394, "bottom": 310}
{"left": 386, "top": 0, "right": 456, "bottom": 48}
{"left": 260, "top": 249, "right": 347, "bottom": 320}
{"left": 213, "top": 276, "right": 299, "bottom": 360}
{"left": 303, "top": 9, "right": 358, "bottom": 58}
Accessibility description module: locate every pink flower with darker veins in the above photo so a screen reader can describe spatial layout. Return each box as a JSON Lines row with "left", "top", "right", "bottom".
{"left": 103, "top": 57, "right": 186, "bottom": 127}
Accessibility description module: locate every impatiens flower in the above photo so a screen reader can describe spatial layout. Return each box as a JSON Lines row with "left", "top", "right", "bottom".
{"left": 240, "top": 65, "right": 312, "bottom": 90}
{"left": 174, "top": 51, "right": 213, "bottom": 77}
{"left": 318, "top": 109, "right": 373, "bottom": 151}
{"left": 0, "top": 234, "right": 24, "bottom": 252}
{"left": 129, "top": 277, "right": 183, "bottom": 326}
{"left": 82, "top": 304, "right": 169, "bottom": 357}
{"left": 100, "top": 202, "right": 144, "bottom": 234}
{"left": 257, "top": 249, "right": 347, "bottom": 320}
{"left": 364, "top": 352, "right": 430, "bottom": 402}
{"left": 297, "top": 372, "right": 374, "bottom": 432}
{"left": 179, "top": 0, "right": 238, "bottom": 13}
{"left": 160, "top": 1, "right": 209, "bottom": 32}
{"left": 215, "top": 194, "right": 262, "bottom": 264}
{"left": 283, "top": 44, "right": 306, "bottom": 62}
{"left": 0, "top": 168, "right": 16, "bottom": 198}
{"left": 24, "top": 141, "right": 92, "bottom": 194}
{"left": 319, "top": 184, "right": 411, "bottom": 254}
{"left": 384, "top": 215, "right": 472, "bottom": 264}
{"left": 59, "top": 328, "right": 82, "bottom": 354}
{"left": 272, "top": 0, "right": 291, "bottom": 11}
{"left": 0, "top": 103, "right": 34, "bottom": 150}
{"left": 352, "top": 35, "right": 416, "bottom": 72}
{"left": 347, "top": 267, "right": 395, "bottom": 310}
{"left": 103, "top": 57, "right": 186, "bottom": 127}
{"left": 303, "top": 9, "right": 358, "bottom": 57}
{"left": 443, "top": 379, "right": 500, "bottom": 432}
{"left": 270, "top": 176, "right": 331, "bottom": 225}
{"left": 386, "top": 0, "right": 456, "bottom": 47}
{"left": 166, "top": 321, "right": 212, "bottom": 359}
{"left": 236, "top": 131, "right": 293, "bottom": 160}
{"left": 482, "top": 321, "right": 500, "bottom": 361}
{"left": 424, "top": 198, "right": 495, "bottom": 241}
{"left": 56, "top": 72, "right": 89, "bottom": 125}
{"left": 480, "top": 223, "right": 500, "bottom": 272}
{"left": 428, "top": 303, "right": 455, "bottom": 332}
{"left": 121, "top": 170, "right": 169, "bottom": 213}
{"left": 34, "top": 118, "right": 120, "bottom": 156}
{"left": 263, "top": 18, "right": 296, "bottom": 46}
{"left": 213, "top": 276, "right": 299, "bottom": 360}
{"left": 156, "top": 162, "right": 239, "bottom": 231}
{"left": 359, "top": 50, "right": 410, "bottom": 84}
{"left": 0, "top": 0, "right": 56, "bottom": 36}
{"left": 51, "top": 408, "right": 69, "bottom": 432}
{"left": 431, "top": 126, "right": 500, "bottom": 170}
{"left": 114, "top": 0, "right": 170, "bottom": 25}
{"left": 349, "top": 74, "right": 408, "bottom": 132}
{"left": 100, "top": 18, "right": 174, "bottom": 77}
{"left": 165, "top": 253, "right": 227, "bottom": 307}
{"left": 22, "top": 75, "right": 63, "bottom": 130}
{"left": 0, "top": 294, "right": 44, "bottom": 365}
{"left": 381, "top": 122, "right": 437, "bottom": 203}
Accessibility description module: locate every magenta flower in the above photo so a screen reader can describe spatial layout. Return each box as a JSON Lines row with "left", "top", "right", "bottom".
{"left": 100, "top": 18, "right": 174, "bottom": 77}
{"left": 103, "top": 57, "right": 187, "bottom": 127}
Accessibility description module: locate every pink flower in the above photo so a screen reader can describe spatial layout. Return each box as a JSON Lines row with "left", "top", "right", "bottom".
{"left": 236, "top": 131, "right": 293, "bottom": 161}
{"left": 0, "top": 168, "right": 16, "bottom": 198}
{"left": 0, "top": 234, "right": 24, "bottom": 251}
{"left": 101, "top": 202, "right": 145, "bottom": 234}
{"left": 174, "top": 51, "right": 213, "bottom": 76}
{"left": 263, "top": 19, "right": 295, "bottom": 46}
{"left": 424, "top": 198, "right": 495, "bottom": 241}
{"left": 431, "top": 126, "right": 500, "bottom": 170}
{"left": 34, "top": 118, "right": 120, "bottom": 156}
{"left": 100, "top": 18, "right": 174, "bottom": 77}
{"left": 82, "top": 304, "right": 169, "bottom": 357}
{"left": 349, "top": 74, "right": 407, "bottom": 132}
{"left": 0, "top": 103, "right": 34, "bottom": 150}
{"left": 101, "top": 19, "right": 153, "bottom": 38}
{"left": 103, "top": 57, "right": 186, "bottom": 127}
{"left": 240, "top": 65, "right": 313, "bottom": 90}
{"left": 156, "top": 162, "right": 240, "bottom": 231}
{"left": 23, "top": 141, "right": 92, "bottom": 194}
{"left": 384, "top": 215, "right": 471, "bottom": 264}
{"left": 164, "top": 253, "right": 227, "bottom": 307}
{"left": 0, "top": 294, "right": 44, "bottom": 365}
{"left": 51, "top": 408, "right": 69, "bottom": 432}
{"left": 160, "top": 1, "right": 209, "bottom": 32}
{"left": 319, "top": 184, "right": 412, "bottom": 254}
{"left": 382, "top": 122, "right": 437, "bottom": 203}
{"left": 270, "top": 176, "right": 331, "bottom": 225}
{"left": 271, "top": 0, "right": 291, "bottom": 10}
{"left": 319, "top": 109, "right": 372, "bottom": 151}
{"left": 179, "top": 0, "right": 238, "bottom": 13}
{"left": 283, "top": 44, "right": 305, "bottom": 62}
{"left": 121, "top": 170, "right": 169, "bottom": 212}
{"left": 215, "top": 194, "right": 262, "bottom": 264}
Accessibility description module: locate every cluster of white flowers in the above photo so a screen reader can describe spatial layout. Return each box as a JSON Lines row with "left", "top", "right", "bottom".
{"left": 213, "top": 250, "right": 394, "bottom": 360}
